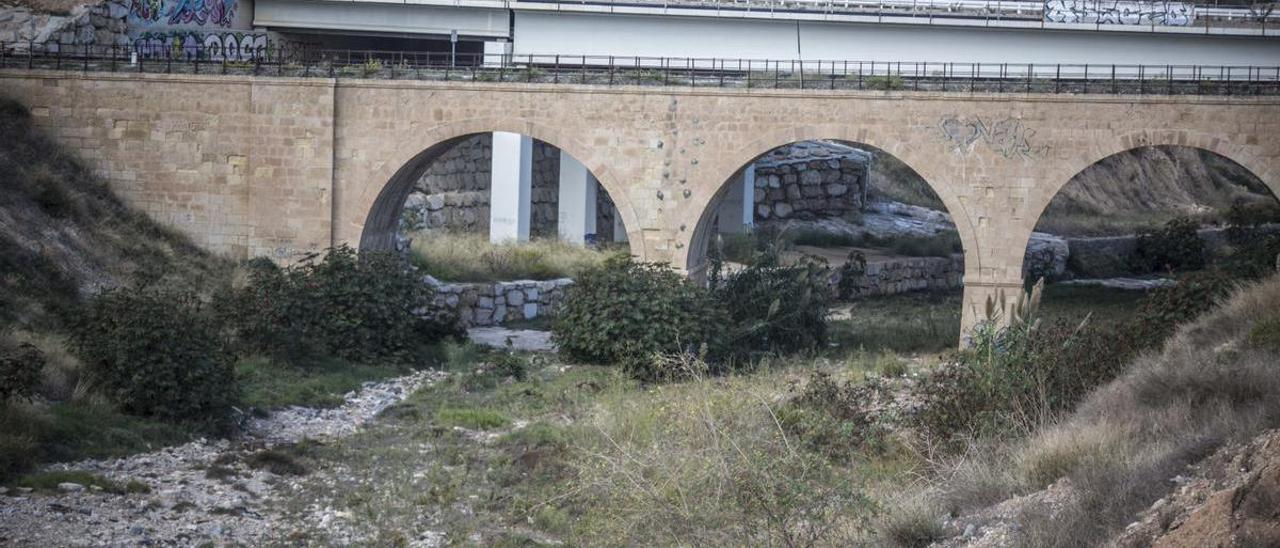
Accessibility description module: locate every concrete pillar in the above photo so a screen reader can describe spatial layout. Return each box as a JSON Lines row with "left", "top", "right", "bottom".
{"left": 613, "top": 204, "right": 627, "bottom": 242}
{"left": 489, "top": 132, "right": 533, "bottom": 243}
{"left": 715, "top": 166, "right": 756, "bottom": 234}
{"left": 557, "top": 151, "right": 597, "bottom": 244}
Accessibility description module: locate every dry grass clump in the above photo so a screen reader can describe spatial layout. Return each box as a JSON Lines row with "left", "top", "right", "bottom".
{"left": 567, "top": 355, "right": 872, "bottom": 546}
{"left": 925, "top": 273, "right": 1280, "bottom": 545}
{"left": 2, "top": 330, "right": 83, "bottom": 401}
{"left": 407, "top": 231, "right": 623, "bottom": 282}
{"left": 876, "top": 493, "right": 947, "bottom": 548}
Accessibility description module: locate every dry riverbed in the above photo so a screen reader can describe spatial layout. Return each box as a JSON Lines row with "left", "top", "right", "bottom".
{"left": 0, "top": 370, "right": 445, "bottom": 546}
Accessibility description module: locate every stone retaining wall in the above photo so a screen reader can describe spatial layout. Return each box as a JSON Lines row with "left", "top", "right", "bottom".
{"left": 838, "top": 254, "right": 965, "bottom": 298}
{"left": 753, "top": 141, "right": 870, "bottom": 221}
{"left": 427, "top": 276, "right": 574, "bottom": 327}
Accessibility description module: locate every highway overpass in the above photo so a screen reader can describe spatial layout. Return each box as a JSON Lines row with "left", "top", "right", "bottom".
{"left": 249, "top": 0, "right": 1280, "bottom": 68}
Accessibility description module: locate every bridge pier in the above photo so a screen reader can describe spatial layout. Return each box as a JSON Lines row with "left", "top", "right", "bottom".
{"left": 489, "top": 132, "right": 534, "bottom": 243}
{"left": 557, "top": 151, "right": 598, "bottom": 244}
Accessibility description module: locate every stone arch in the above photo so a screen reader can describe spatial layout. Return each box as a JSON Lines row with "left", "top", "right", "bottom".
{"left": 681, "top": 126, "right": 978, "bottom": 278}
{"left": 1013, "top": 130, "right": 1280, "bottom": 262}
{"left": 344, "top": 118, "right": 643, "bottom": 257}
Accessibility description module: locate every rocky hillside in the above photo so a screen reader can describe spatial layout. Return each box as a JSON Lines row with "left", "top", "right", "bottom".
{"left": 1037, "top": 146, "right": 1275, "bottom": 236}
{"left": 0, "top": 97, "right": 226, "bottom": 330}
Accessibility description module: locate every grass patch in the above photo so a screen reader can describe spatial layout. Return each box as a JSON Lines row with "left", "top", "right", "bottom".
{"left": 829, "top": 291, "right": 963, "bottom": 354}
{"left": 434, "top": 407, "right": 510, "bottom": 430}
{"left": 828, "top": 285, "right": 1145, "bottom": 356}
{"left": 0, "top": 400, "right": 194, "bottom": 483}
{"left": 408, "top": 231, "right": 623, "bottom": 282}
{"left": 12, "top": 470, "right": 149, "bottom": 494}
{"left": 236, "top": 356, "right": 413, "bottom": 410}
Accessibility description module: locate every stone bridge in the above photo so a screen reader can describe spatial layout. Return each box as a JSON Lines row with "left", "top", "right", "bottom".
{"left": 2, "top": 69, "right": 1277, "bottom": 332}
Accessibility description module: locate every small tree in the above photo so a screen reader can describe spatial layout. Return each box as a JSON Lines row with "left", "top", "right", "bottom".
{"left": 552, "top": 257, "right": 726, "bottom": 371}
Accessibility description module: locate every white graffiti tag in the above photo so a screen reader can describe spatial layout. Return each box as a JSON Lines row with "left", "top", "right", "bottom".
{"left": 938, "top": 116, "right": 1050, "bottom": 160}
{"left": 1045, "top": 0, "right": 1196, "bottom": 26}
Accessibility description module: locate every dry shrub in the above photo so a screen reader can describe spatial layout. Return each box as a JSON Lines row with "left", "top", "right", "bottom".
{"left": 3, "top": 330, "right": 82, "bottom": 401}
{"left": 931, "top": 273, "right": 1280, "bottom": 546}
{"left": 568, "top": 354, "right": 872, "bottom": 546}
{"left": 876, "top": 493, "right": 946, "bottom": 548}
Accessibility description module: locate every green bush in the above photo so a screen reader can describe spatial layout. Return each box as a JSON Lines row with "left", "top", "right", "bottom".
{"left": 1224, "top": 201, "right": 1280, "bottom": 244}
{"left": 1130, "top": 217, "right": 1206, "bottom": 273}
{"left": 0, "top": 342, "right": 43, "bottom": 403}
{"left": 222, "top": 246, "right": 459, "bottom": 366}
{"left": 715, "top": 256, "right": 833, "bottom": 358}
{"left": 552, "top": 257, "right": 726, "bottom": 370}
{"left": 75, "top": 288, "right": 238, "bottom": 427}
{"left": 1133, "top": 270, "right": 1235, "bottom": 333}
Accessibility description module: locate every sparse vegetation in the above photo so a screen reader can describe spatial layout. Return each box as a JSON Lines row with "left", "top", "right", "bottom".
{"left": 910, "top": 273, "right": 1280, "bottom": 546}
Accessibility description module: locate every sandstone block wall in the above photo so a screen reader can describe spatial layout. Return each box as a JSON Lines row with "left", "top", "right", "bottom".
{"left": 428, "top": 277, "right": 574, "bottom": 327}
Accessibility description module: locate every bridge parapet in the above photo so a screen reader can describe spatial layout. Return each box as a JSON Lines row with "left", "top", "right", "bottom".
{"left": 3, "top": 44, "right": 1279, "bottom": 96}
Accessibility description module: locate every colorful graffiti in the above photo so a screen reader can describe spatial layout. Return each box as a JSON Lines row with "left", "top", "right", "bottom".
{"left": 133, "top": 30, "right": 268, "bottom": 61}
{"left": 1044, "top": 0, "right": 1195, "bottom": 26}
{"left": 129, "top": 0, "right": 238, "bottom": 28}
{"left": 937, "top": 116, "right": 1050, "bottom": 160}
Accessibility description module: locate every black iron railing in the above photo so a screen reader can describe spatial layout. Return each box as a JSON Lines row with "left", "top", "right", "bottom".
{"left": 3, "top": 43, "right": 1279, "bottom": 96}
{"left": 523, "top": 0, "right": 1280, "bottom": 33}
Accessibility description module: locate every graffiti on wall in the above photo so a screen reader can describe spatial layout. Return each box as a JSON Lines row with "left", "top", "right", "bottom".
{"left": 938, "top": 116, "right": 1050, "bottom": 160}
{"left": 128, "top": 0, "right": 239, "bottom": 28}
{"left": 1044, "top": 0, "right": 1195, "bottom": 26}
{"left": 133, "top": 30, "right": 267, "bottom": 61}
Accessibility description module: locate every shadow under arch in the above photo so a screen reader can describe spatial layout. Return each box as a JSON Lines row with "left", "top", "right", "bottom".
{"left": 685, "top": 134, "right": 975, "bottom": 279}
{"left": 356, "top": 125, "right": 640, "bottom": 255}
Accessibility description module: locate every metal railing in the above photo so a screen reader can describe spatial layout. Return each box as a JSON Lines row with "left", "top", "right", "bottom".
{"left": 3, "top": 43, "right": 1279, "bottom": 96}
{"left": 523, "top": 0, "right": 1278, "bottom": 32}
